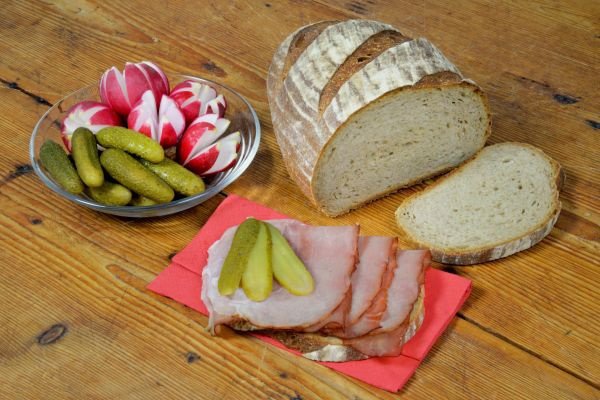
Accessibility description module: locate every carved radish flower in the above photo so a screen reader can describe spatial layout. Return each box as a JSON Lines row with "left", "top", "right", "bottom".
{"left": 99, "top": 61, "right": 169, "bottom": 116}
{"left": 183, "top": 132, "right": 241, "bottom": 176}
{"left": 127, "top": 90, "right": 186, "bottom": 148}
{"left": 178, "top": 114, "right": 240, "bottom": 176}
{"left": 60, "top": 101, "right": 121, "bottom": 151}
{"left": 170, "top": 80, "right": 227, "bottom": 123}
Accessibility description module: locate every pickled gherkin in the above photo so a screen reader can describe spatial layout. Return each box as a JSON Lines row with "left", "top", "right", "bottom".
{"left": 71, "top": 127, "right": 104, "bottom": 187}
{"left": 130, "top": 195, "right": 158, "bottom": 207}
{"left": 267, "top": 222, "right": 314, "bottom": 296}
{"left": 241, "top": 221, "right": 273, "bottom": 301}
{"left": 39, "top": 140, "right": 84, "bottom": 194}
{"left": 218, "top": 218, "right": 261, "bottom": 296}
{"left": 100, "top": 148, "right": 174, "bottom": 203}
{"left": 139, "top": 158, "right": 205, "bottom": 196}
{"left": 96, "top": 127, "right": 164, "bottom": 163}
{"left": 87, "top": 181, "right": 132, "bottom": 206}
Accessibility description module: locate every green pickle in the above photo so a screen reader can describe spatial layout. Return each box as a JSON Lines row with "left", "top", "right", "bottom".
{"left": 267, "top": 222, "right": 314, "bottom": 296}
{"left": 139, "top": 158, "right": 205, "bottom": 197}
{"left": 241, "top": 221, "right": 273, "bottom": 301}
{"left": 87, "top": 181, "right": 132, "bottom": 206}
{"left": 39, "top": 140, "right": 84, "bottom": 194}
{"left": 71, "top": 127, "right": 104, "bottom": 187}
{"left": 100, "top": 148, "right": 174, "bottom": 203}
{"left": 96, "top": 127, "right": 164, "bottom": 163}
{"left": 218, "top": 218, "right": 261, "bottom": 296}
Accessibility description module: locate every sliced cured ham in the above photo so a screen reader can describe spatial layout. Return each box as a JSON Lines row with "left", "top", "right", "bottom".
{"left": 348, "top": 236, "right": 395, "bottom": 324}
{"left": 302, "top": 237, "right": 393, "bottom": 334}
{"left": 345, "top": 249, "right": 429, "bottom": 357}
{"left": 341, "top": 238, "right": 397, "bottom": 338}
{"left": 325, "top": 236, "right": 397, "bottom": 338}
{"left": 378, "top": 250, "right": 430, "bottom": 332}
{"left": 202, "top": 219, "right": 359, "bottom": 332}
{"left": 275, "top": 249, "right": 429, "bottom": 360}
{"left": 203, "top": 217, "right": 430, "bottom": 360}
{"left": 304, "top": 289, "right": 351, "bottom": 333}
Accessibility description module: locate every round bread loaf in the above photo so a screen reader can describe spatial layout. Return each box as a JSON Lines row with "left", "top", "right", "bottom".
{"left": 267, "top": 19, "right": 491, "bottom": 216}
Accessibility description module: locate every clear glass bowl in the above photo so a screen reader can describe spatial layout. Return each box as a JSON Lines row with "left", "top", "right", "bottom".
{"left": 30, "top": 75, "right": 260, "bottom": 217}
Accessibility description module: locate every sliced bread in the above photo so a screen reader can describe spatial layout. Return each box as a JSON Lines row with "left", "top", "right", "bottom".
{"left": 395, "top": 143, "right": 562, "bottom": 264}
{"left": 267, "top": 19, "right": 491, "bottom": 216}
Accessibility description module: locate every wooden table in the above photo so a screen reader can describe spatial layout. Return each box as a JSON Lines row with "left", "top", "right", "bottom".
{"left": 1, "top": 1, "right": 598, "bottom": 398}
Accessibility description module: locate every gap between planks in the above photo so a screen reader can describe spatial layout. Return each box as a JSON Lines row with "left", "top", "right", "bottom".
{"left": 456, "top": 313, "right": 599, "bottom": 390}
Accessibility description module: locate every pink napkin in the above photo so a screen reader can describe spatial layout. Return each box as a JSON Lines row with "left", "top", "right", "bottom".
{"left": 148, "top": 195, "right": 471, "bottom": 392}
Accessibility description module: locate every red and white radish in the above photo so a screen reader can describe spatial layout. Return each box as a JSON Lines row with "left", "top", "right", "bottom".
{"left": 99, "top": 61, "right": 169, "bottom": 116}
{"left": 60, "top": 101, "right": 121, "bottom": 151}
{"left": 128, "top": 90, "right": 186, "bottom": 148}
{"left": 170, "top": 80, "right": 226, "bottom": 123}
{"left": 182, "top": 132, "right": 241, "bottom": 176}
{"left": 177, "top": 114, "right": 230, "bottom": 164}
{"left": 205, "top": 94, "right": 227, "bottom": 117}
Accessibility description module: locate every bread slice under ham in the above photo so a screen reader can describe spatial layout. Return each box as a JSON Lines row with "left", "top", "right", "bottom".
{"left": 203, "top": 219, "right": 429, "bottom": 360}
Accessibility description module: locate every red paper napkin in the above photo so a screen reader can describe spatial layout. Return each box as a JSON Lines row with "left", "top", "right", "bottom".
{"left": 148, "top": 195, "right": 472, "bottom": 392}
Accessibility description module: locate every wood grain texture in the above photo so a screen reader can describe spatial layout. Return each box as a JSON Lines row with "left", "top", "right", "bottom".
{"left": 0, "top": 0, "right": 598, "bottom": 398}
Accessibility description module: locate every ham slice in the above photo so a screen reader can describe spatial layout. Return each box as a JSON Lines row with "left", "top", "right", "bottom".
{"left": 348, "top": 236, "right": 395, "bottom": 324}
{"left": 325, "top": 237, "right": 397, "bottom": 338}
{"left": 345, "top": 250, "right": 429, "bottom": 357}
{"left": 341, "top": 238, "right": 398, "bottom": 338}
{"left": 202, "top": 219, "right": 359, "bottom": 332}
{"left": 304, "top": 289, "right": 351, "bottom": 332}
{"left": 304, "top": 237, "right": 394, "bottom": 334}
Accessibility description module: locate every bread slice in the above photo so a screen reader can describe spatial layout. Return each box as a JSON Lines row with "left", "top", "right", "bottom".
{"left": 395, "top": 143, "right": 562, "bottom": 265}
{"left": 267, "top": 19, "right": 491, "bottom": 216}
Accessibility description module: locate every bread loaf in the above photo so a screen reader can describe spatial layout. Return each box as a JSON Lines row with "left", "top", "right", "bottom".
{"left": 267, "top": 19, "right": 491, "bottom": 216}
{"left": 395, "top": 143, "right": 563, "bottom": 264}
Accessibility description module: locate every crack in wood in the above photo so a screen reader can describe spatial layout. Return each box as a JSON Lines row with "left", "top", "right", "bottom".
{"left": 346, "top": 1, "right": 369, "bottom": 15}
{"left": 457, "top": 313, "right": 599, "bottom": 390}
{"left": 552, "top": 93, "right": 579, "bottom": 105}
{"left": 201, "top": 61, "right": 226, "bottom": 77}
{"left": 585, "top": 119, "right": 599, "bottom": 130}
{"left": 1, "top": 164, "right": 33, "bottom": 186}
{"left": 0, "top": 77, "right": 52, "bottom": 106}
{"left": 503, "top": 72, "right": 585, "bottom": 106}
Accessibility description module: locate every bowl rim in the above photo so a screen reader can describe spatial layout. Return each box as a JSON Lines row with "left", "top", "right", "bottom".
{"left": 30, "top": 74, "right": 261, "bottom": 214}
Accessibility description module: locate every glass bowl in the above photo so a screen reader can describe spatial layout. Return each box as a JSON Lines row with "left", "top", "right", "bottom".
{"left": 30, "top": 75, "right": 260, "bottom": 217}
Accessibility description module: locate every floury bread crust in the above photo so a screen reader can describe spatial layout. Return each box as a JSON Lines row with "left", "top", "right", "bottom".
{"left": 267, "top": 19, "right": 491, "bottom": 216}
{"left": 395, "top": 143, "right": 563, "bottom": 265}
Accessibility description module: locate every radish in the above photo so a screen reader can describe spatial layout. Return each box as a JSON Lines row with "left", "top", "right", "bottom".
{"left": 60, "top": 101, "right": 121, "bottom": 151}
